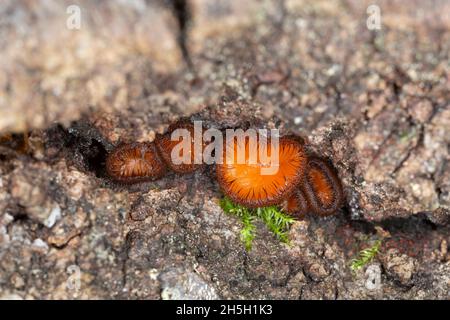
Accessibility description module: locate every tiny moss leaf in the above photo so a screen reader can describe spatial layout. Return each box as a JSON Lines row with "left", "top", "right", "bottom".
{"left": 350, "top": 240, "right": 382, "bottom": 272}
{"left": 220, "top": 196, "right": 296, "bottom": 250}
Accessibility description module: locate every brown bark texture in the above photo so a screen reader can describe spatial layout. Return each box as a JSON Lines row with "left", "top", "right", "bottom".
{"left": 0, "top": 0, "right": 449, "bottom": 299}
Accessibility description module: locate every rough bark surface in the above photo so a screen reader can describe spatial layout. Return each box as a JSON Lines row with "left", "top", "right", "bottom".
{"left": 0, "top": 0, "right": 449, "bottom": 299}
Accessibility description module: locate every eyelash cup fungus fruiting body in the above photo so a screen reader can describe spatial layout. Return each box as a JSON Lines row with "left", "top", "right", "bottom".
{"left": 300, "top": 157, "right": 344, "bottom": 216}
{"left": 155, "top": 120, "right": 206, "bottom": 174}
{"left": 105, "top": 120, "right": 345, "bottom": 218}
{"left": 216, "top": 135, "right": 307, "bottom": 208}
{"left": 105, "top": 142, "right": 166, "bottom": 184}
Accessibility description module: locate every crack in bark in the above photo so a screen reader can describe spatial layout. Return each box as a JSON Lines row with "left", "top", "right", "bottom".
{"left": 168, "top": 0, "right": 193, "bottom": 69}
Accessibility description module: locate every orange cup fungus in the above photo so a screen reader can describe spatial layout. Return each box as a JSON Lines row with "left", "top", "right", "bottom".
{"left": 283, "top": 189, "right": 309, "bottom": 219}
{"left": 105, "top": 142, "right": 166, "bottom": 183}
{"left": 216, "top": 135, "right": 307, "bottom": 208}
{"left": 300, "top": 157, "right": 344, "bottom": 216}
{"left": 105, "top": 119, "right": 345, "bottom": 217}
{"left": 155, "top": 120, "right": 206, "bottom": 174}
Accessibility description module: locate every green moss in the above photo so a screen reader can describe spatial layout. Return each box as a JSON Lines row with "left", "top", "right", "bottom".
{"left": 350, "top": 240, "right": 382, "bottom": 272}
{"left": 400, "top": 127, "right": 417, "bottom": 143}
{"left": 219, "top": 197, "right": 295, "bottom": 250}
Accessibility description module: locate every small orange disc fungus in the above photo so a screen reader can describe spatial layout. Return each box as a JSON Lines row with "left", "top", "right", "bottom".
{"left": 216, "top": 135, "right": 307, "bottom": 208}
{"left": 106, "top": 142, "right": 166, "bottom": 183}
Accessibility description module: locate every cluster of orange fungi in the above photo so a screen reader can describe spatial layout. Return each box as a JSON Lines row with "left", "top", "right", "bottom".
{"left": 106, "top": 120, "right": 344, "bottom": 218}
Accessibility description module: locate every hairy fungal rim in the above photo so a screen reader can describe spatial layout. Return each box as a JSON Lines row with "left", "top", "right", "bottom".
{"left": 284, "top": 189, "right": 310, "bottom": 219}
{"left": 105, "top": 142, "right": 166, "bottom": 184}
{"left": 216, "top": 135, "right": 307, "bottom": 208}
{"left": 155, "top": 120, "right": 206, "bottom": 174}
{"left": 301, "top": 157, "right": 344, "bottom": 216}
